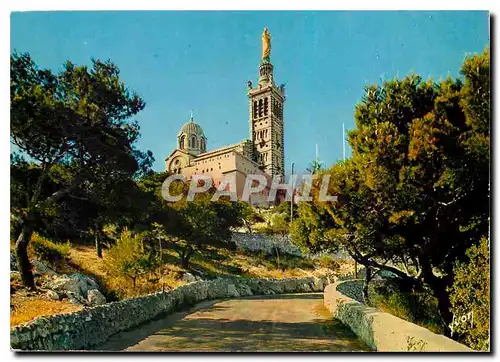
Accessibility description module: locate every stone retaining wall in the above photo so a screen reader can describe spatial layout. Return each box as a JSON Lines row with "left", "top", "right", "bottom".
{"left": 11, "top": 276, "right": 327, "bottom": 351}
{"left": 323, "top": 280, "right": 472, "bottom": 352}
{"left": 232, "top": 232, "right": 302, "bottom": 257}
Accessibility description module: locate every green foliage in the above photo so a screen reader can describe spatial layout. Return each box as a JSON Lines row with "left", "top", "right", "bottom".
{"left": 104, "top": 228, "right": 158, "bottom": 287}
{"left": 292, "top": 49, "right": 490, "bottom": 330}
{"left": 448, "top": 236, "right": 490, "bottom": 351}
{"left": 30, "top": 234, "right": 70, "bottom": 267}
{"left": 11, "top": 52, "right": 153, "bottom": 287}
{"left": 290, "top": 202, "right": 339, "bottom": 253}
{"left": 135, "top": 174, "right": 247, "bottom": 268}
{"left": 262, "top": 212, "right": 289, "bottom": 236}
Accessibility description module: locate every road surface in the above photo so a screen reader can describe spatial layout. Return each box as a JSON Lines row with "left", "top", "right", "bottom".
{"left": 96, "top": 293, "right": 371, "bottom": 352}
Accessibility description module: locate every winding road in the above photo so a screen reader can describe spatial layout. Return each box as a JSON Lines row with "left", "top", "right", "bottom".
{"left": 95, "top": 293, "right": 371, "bottom": 352}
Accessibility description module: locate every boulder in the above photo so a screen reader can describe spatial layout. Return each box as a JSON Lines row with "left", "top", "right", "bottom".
{"left": 87, "top": 289, "right": 106, "bottom": 306}
{"left": 70, "top": 273, "right": 99, "bottom": 296}
{"left": 66, "top": 291, "right": 87, "bottom": 305}
{"left": 43, "top": 273, "right": 97, "bottom": 299}
{"left": 31, "top": 260, "right": 57, "bottom": 277}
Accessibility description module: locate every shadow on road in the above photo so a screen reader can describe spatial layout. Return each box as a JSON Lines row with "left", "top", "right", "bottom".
{"left": 94, "top": 293, "right": 371, "bottom": 352}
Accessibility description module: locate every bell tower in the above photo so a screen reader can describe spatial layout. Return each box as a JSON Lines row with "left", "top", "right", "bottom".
{"left": 247, "top": 27, "right": 285, "bottom": 181}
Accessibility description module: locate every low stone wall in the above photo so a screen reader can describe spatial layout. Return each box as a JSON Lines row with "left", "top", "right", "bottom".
{"left": 323, "top": 280, "right": 472, "bottom": 352}
{"left": 232, "top": 232, "right": 302, "bottom": 257}
{"left": 11, "top": 275, "right": 327, "bottom": 351}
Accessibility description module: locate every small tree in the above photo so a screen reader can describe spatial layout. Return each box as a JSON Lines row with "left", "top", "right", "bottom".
{"left": 104, "top": 228, "right": 157, "bottom": 289}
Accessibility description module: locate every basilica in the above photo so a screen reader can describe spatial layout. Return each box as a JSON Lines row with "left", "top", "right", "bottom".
{"left": 164, "top": 28, "right": 285, "bottom": 204}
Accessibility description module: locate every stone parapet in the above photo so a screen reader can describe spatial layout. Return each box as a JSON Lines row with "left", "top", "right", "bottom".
{"left": 323, "top": 280, "right": 472, "bottom": 352}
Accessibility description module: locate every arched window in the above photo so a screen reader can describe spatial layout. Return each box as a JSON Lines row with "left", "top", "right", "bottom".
{"left": 190, "top": 135, "right": 197, "bottom": 148}
{"left": 179, "top": 135, "right": 185, "bottom": 149}
{"left": 200, "top": 138, "right": 206, "bottom": 151}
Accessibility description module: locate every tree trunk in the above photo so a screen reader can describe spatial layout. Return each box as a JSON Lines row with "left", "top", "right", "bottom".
{"left": 181, "top": 255, "right": 189, "bottom": 269}
{"left": 95, "top": 224, "right": 102, "bottom": 258}
{"left": 363, "top": 266, "right": 373, "bottom": 303}
{"left": 418, "top": 252, "right": 453, "bottom": 334}
{"left": 15, "top": 226, "right": 35, "bottom": 290}
{"left": 244, "top": 220, "right": 252, "bottom": 234}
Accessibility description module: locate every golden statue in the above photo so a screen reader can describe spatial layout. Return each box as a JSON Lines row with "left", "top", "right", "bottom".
{"left": 262, "top": 27, "right": 271, "bottom": 60}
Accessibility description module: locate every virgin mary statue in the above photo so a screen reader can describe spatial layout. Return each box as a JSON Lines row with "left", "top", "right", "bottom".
{"left": 262, "top": 27, "right": 271, "bottom": 61}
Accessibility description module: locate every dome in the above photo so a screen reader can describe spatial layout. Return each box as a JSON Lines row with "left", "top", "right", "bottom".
{"left": 178, "top": 118, "right": 205, "bottom": 138}
{"left": 177, "top": 117, "right": 207, "bottom": 155}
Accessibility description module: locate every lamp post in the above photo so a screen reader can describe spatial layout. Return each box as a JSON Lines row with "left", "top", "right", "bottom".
{"left": 290, "top": 162, "right": 294, "bottom": 223}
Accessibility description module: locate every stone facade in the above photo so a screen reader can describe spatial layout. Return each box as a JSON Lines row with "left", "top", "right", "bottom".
{"left": 11, "top": 276, "right": 328, "bottom": 351}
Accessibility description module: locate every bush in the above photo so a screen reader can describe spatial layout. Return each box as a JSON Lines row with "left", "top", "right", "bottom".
{"left": 29, "top": 234, "right": 70, "bottom": 267}
{"left": 448, "top": 236, "right": 490, "bottom": 351}
{"left": 315, "top": 255, "right": 340, "bottom": 271}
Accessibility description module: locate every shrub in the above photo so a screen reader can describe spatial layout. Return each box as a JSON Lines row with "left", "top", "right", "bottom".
{"left": 448, "top": 236, "right": 490, "bottom": 351}
{"left": 369, "top": 279, "right": 444, "bottom": 334}
{"left": 315, "top": 255, "right": 340, "bottom": 271}
{"left": 29, "top": 233, "right": 70, "bottom": 267}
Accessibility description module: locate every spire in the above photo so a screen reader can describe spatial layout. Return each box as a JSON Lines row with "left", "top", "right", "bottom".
{"left": 190, "top": 110, "right": 194, "bottom": 122}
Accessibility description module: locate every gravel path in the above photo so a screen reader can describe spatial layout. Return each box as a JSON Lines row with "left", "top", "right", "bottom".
{"left": 96, "top": 293, "right": 371, "bottom": 352}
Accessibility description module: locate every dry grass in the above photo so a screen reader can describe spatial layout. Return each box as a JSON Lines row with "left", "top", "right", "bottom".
{"left": 11, "top": 296, "right": 82, "bottom": 327}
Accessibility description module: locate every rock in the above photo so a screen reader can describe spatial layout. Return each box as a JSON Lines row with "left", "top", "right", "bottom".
{"left": 31, "top": 260, "right": 57, "bottom": 277}
{"left": 46, "top": 290, "right": 60, "bottom": 301}
{"left": 66, "top": 291, "right": 87, "bottom": 305}
{"left": 10, "top": 254, "right": 17, "bottom": 271}
{"left": 43, "top": 275, "right": 84, "bottom": 298}
{"left": 181, "top": 272, "right": 196, "bottom": 283}
{"left": 70, "top": 273, "right": 99, "bottom": 297}
{"left": 87, "top": 289, "right": 106, "bottom": 306}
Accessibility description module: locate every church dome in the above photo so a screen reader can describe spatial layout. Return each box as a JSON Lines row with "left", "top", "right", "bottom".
{"left": 178, "top": 118, "right": 205, "bottom": 138}
{"left": 177, "top": 116, "right": 207, "bottom": 155}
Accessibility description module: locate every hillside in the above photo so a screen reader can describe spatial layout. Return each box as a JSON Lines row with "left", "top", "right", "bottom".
{"left": 10, "top": 240, "right": 345, "bottom": 327}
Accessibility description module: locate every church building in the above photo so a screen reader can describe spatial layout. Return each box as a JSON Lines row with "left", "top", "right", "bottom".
{"left": 165, "top": 28, "right": 286, "bottom": 204}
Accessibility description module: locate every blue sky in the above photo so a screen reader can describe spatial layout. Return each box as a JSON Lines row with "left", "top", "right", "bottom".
{"left": 10, "top": 11, "right": 489, "bottom": 173}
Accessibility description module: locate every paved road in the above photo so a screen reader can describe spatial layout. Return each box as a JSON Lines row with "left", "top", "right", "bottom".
{"left": 96, "top": 293, "right": 371, "bottom": 352}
